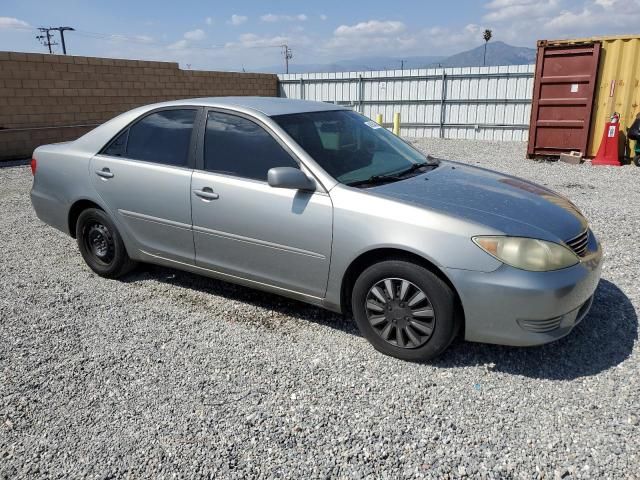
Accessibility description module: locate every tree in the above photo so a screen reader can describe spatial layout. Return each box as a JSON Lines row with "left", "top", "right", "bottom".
{"left": 483, "top": 29, "right": 493, "bottom": 67}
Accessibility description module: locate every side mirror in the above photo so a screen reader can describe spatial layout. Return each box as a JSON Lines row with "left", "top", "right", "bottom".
{"left": 267, "top": 167, "right": 316, "bottom": 191}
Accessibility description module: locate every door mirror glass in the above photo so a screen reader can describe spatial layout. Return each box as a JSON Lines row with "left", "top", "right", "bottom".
{"left": 267, "top": 167, "right": 315, "bottom": 191}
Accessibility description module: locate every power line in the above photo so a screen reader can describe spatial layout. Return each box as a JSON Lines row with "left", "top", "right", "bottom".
{"left": 25, "top": 25, "right": 293, "bottom": 70}
{"left": 72, "top": 29, "right": 286, "bottom": 52}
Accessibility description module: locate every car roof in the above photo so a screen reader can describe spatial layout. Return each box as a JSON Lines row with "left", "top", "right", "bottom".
{"left": 147, "top": 96, "right": 348, "bottom": 117}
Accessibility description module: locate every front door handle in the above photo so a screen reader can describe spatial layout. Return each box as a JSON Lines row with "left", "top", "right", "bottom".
{"left": 194, "top": 188, "right": 219, "bottom": 200}
{"left": 95, "top": 168, "right": 114, "bottom": 179}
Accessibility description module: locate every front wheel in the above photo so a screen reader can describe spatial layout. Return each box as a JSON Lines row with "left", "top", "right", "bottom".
{"left": 351, "top": 260, "right": 458, "bottom": 361}
{"left": 634, "top": 155, "right": 640, "bottom": 167}
{"left": 76, "top": 208, "right": 136, "bottom": 279}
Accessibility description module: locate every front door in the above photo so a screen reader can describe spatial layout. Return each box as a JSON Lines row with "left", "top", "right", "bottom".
{"left": 90, "top": 107, "right": 199, "bottom": 263}
{"left": 190, "top": 110, "right": 333, "bottom": 298}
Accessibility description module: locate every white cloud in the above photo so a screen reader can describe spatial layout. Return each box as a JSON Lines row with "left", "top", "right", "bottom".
{"left": 483, "top": 0, "right": 558, "bottom": 22}
{"left": 485, "top": 0, "right": 538, "bottom": 8}
{"left": 0, "top": 16, "right": 30, "bottom": 29}
{"left": 334, "top": 20, "right": 406, "bottom": 36}
{"left": 260, "top": 13, "right": 308, "bottom": 22}
{"left": 482, "top": 0, "right": 640, "bottom": 45}
{"left": 546, "top": 8, "right": 594, "bottom": 30}
{"left": 228, "top": 14, "right": 248, "bottom": 26}
{"left": 320, "top": 14, "right": 328, "bottom": 21}
{"left": 183, "top": 29, "right": 205, "bottom": 41}
{"left": 168, "top": 39, "right": 189, "bottom": 50}
{"left": 205, "top": 17, "right": 213, "bottom": 26}
{"left": 325, "top": 20, "right": 422, "bottom": 55}
{"left": 226, "top": 33, "right": 287, "bottom": 48}
{"left": 225, "top": 32, "right": 311, "bottom": 51}
{"left": 545, "top": 1, "right": 640, "bottom": 31}
{"left": 426, "top": 24, "right": 482, "bottom": 49}
{"left": 104, "top": 33, "right": 156, "bottom": 46}
{"left": 134, "top": 35, "right": 154, "bottom": 44}
{"left": 325, "top": 20, "right": 410, "bottom": 54}
{"left": 322, "top": 19, "right": 485, "bottom": 57}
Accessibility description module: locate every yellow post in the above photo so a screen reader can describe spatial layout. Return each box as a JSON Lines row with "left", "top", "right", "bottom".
{"left": 376, "top": 113, "right": 383, "bottom": 126}
{"left": 393, "top": 112, "right": 401, "bottom": 135}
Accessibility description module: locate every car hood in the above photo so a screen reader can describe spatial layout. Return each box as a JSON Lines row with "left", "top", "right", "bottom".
{"left": 368, "top": 161, "right": 587, "bottom": 242}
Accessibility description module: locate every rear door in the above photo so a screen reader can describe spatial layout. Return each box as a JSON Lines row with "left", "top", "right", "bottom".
{"left": 190, "top": 110, "right": 333, "bottom": 298}
{"left": 90, "top": 107, "right": 200, "bottom": 264}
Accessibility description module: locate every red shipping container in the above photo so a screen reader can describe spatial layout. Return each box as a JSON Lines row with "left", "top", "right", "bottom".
{"left": 527, "top": 41, "right": 601, "bottom": 158}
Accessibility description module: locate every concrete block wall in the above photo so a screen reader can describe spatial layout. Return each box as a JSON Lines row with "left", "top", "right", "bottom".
{"left": 0, "top": 51, "right": 279, "bottom": 160}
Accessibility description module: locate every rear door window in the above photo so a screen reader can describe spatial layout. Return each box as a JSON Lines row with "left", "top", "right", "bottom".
{"left": 103, "top": 109, "right": 197, "bottom": 167}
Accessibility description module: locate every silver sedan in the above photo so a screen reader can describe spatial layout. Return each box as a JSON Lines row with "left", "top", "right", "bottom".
{"left": 30, "top": 97, "right": 602, "bottom": 361}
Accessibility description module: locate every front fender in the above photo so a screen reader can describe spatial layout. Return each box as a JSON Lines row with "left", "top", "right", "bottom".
{"left": 323, "top": 185, "right": 502, "bottom": 312}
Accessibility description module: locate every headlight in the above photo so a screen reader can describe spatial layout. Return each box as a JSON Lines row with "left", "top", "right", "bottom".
{"left": 472, "top": 236, "right": 579, "bottom": 272}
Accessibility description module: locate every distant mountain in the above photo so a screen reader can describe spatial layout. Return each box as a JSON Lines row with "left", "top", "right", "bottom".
{"left": 256, "top": 41, "right": 535, "bottom": 74}
{"left": 436, "top": 41, "right": 536, "bottom": 68}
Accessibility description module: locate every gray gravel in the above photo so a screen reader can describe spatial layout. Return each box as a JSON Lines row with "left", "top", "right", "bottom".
{"left": 1, "top": 139, "right": 639, "bottom": 479}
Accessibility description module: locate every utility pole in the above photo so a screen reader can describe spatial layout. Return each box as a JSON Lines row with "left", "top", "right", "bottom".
{"left": 36, "top": 27, "right": 58, "bottom": 54}
{"left": 36, "top": 26, "right": 74, "bottom": 55}
{"left": 400, "top": 59, "right": 404, "bottom": 70}
{"left": 51, "top": 27, "right": 75, "bottom": 55}
{"left": 281, "top": 44, "right": 293, "bottom": 74}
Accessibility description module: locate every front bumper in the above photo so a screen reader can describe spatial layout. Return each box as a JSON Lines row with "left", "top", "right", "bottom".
{"left": 445, "top": 235, "right": 603, "bottom": 347}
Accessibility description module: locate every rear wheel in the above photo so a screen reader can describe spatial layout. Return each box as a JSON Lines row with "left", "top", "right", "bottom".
{"left": 76, "top": 208, "right": 136, "bottom": 278}
{"left": 351, "top": 260, "right": 458, "bottom": 361}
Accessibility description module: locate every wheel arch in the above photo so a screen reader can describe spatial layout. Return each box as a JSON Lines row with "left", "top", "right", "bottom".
{"left": 67, "top": 198, "right": 104, "bottom": 238}
{"left": 339, "top": 248, "right": 465, "bottom": 334}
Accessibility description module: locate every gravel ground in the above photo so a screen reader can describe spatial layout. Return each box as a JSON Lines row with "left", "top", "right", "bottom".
{"left": 1, "top": 139, "right": 639, "bottom": 479}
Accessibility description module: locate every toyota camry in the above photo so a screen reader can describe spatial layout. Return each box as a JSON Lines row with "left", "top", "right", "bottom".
{"left": 30, "top": 97, "right": 602, "bottom": 361}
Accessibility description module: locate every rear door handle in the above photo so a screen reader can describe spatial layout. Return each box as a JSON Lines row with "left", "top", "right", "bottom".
{"left": 194, "top": 188, "right": 219, "bottom": 200}
{"left": 95, "top": 168, "right": 114, "bottom": 179}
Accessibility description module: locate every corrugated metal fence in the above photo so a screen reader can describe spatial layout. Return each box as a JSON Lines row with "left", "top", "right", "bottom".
{"left": 279, "top": 64, "right": 535, "bottom": 141}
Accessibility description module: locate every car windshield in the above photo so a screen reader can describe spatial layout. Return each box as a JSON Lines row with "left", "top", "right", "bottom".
{"left": 273, "top": 110, "right": 437, "bottom": 186}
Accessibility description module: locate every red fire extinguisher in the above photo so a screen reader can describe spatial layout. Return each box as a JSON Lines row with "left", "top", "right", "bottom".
{"left": 592, "top": 112, "right": 621, "bottom": 166}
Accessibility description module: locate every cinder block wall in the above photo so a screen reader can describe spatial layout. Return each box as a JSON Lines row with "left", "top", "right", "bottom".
{"left": 0, "top": 51, "right": 279, "bottom": 160}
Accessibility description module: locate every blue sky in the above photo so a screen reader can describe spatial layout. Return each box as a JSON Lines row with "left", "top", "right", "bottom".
{"left": 0, "top": 0, "right": 636, "bottom": 71}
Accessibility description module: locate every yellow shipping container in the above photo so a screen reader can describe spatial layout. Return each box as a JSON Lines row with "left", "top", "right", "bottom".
{"left": 548, "top": 35, "right": 640, "bottom": 157}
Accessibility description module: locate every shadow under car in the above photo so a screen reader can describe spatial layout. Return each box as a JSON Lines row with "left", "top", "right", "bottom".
{"left": 123, "top": 268, "right": 637, "bottom": 380}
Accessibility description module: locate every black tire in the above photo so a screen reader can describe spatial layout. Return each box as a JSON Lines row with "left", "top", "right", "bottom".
{"left": 76, "top": 208, "right": 136, "bottom": 279}
{"left": 351, "top": 260, "right": 458, "bottom": 361}
{"left": 634, "top": 155, "right": 640, "bottom": 167}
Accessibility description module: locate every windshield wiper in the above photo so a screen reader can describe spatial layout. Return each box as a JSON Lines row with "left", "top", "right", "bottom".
{"left": 347, "top": 159, "right": 439, "bottom": 187}
{"left": 346, "top": 173, "right": 403, "bottom": 187}
{"left": 393, "top": 161, "right": 434, "bottom": 177}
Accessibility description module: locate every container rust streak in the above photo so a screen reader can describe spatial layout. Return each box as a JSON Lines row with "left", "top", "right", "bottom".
{"left": 527, "top": 41, "right": 601, "bottom": 158}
